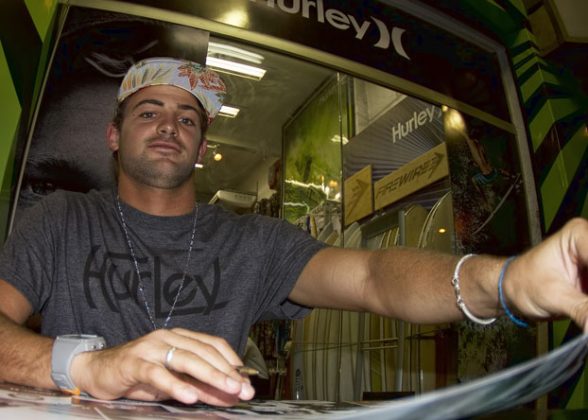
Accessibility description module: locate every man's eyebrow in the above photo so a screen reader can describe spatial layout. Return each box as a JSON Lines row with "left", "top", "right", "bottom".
{"left": 132, "top": 99, "right": 163, "bottom": 110}
{"left": 132, "top": 99, "right": 200, "bottom": 114}
{"left": 178, "top": 103, "right": 201, "bottom": 114}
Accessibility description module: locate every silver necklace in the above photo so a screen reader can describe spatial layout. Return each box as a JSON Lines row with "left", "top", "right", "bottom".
{"left": 115, "top": 195, "right": 198, "bottom": 330}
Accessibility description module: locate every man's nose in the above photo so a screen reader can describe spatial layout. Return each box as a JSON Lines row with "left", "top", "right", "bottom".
{"left": 157, "top": 117, "right": 177, "bottom": 137}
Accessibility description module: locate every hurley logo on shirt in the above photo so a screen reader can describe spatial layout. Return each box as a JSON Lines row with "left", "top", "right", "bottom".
{"left": 83, "top": 245, "right": 229, "bottom": 317}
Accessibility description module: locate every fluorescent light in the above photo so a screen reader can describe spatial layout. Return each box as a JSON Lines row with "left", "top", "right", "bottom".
{"left": 208, "top": 42, "right": 264, "bottom": 64}
{"left": 206, "top": 56, "right": 266, "bottom": 80}
{"left": 219, "top": 105, "right": 240, "bottom": 118}
{"left": 194, "top": 163, "right": 204, "bottom": 169}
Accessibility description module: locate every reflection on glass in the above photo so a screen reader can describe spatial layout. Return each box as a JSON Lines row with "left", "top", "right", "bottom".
{"left": 283, "top": 75, "right": 346, "bottom": 234}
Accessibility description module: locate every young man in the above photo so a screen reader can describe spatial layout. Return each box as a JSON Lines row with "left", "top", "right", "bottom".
{"left": 0, "top": 57, "right": 587, "bottom": 407}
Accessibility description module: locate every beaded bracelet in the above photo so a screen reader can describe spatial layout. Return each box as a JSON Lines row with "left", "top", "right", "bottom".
{"left": 498, "top": 256, "right": 529, "bottom": 328}
{"left": 451, "top": 254, "right": 497, "bottom": 325}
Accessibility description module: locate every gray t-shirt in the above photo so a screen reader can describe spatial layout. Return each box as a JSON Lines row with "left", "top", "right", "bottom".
{"left": 0, "top": 189, "right": 325, "bottom": 354}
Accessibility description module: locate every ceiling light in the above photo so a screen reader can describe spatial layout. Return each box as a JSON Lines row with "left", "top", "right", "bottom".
{"left": 330, "top": 134, "right": 349, "bottom": 145}
{"left": 208, "top": 42, "right": 264, "bottom": 64}
{"left": 206, "top": 56, "right": 266, "bottom": 80}
{"left": 445, "top": 109, "right": 465, "bottom": 132}
{"left": 206, "top": 143, "right": 223, "bottom": 162}
{"left": 194, "top": 163, "right": 204, "bottom": 169}
{"left": 217, "top": 10, "right": 250, "bottom": 28}
{"left": 219, "top": 105, "right": 240, "bottom": 118}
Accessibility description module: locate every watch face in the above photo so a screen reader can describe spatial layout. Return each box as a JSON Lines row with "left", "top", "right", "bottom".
{"left": 56, "top": 335, "right": 106, "bottom": 349}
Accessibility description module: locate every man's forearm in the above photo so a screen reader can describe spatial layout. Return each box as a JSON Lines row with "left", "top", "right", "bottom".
{"left": 0, "top": 311, "right": 55, "bottom": 389}
{"left": 366, "top": 248, "right": 505, "bottom": 323}
{"left": 293, "top": 246, "right": 507, "bottom": 324}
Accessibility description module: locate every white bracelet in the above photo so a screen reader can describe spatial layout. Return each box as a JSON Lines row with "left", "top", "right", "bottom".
{"left": 451, "top": 254, "right": 496, "bottom": 325}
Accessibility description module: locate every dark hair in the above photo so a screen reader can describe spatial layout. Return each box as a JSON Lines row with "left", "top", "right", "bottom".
{"left": 112, "top": 100, "right": 126, "bottom": 131}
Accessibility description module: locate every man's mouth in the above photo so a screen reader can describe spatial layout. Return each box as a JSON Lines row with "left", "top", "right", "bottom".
{"left": 148, "top": 139, "right": 182, "bottom": 154}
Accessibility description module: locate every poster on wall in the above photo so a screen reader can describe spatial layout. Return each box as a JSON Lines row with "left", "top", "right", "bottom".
{"left": 373, "top": 142, "right": 449, "bottom": 210}
{"left": 442, "top": 109, "right": 531, "bottom": 256}
{"left": 282, "top": 75, "right": 347, "bottom": 232}
{"left": 12, "top": 6, "right": 208, "bottom": 226}
{"left": 442, "top": 108, "right": 535, "bottom": 382}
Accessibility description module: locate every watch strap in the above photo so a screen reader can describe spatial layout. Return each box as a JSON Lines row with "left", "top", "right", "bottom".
{"left": 51, "top": 334, "right": 106, "bottom": 395}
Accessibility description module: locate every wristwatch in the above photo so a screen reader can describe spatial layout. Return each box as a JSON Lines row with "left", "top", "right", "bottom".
{"left": 51, "top": 334, "right": 106, "bottom": 395}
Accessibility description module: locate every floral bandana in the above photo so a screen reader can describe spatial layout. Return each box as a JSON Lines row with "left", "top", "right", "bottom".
{"left": 118, "top": 57, "right": 226, "bottom": 124}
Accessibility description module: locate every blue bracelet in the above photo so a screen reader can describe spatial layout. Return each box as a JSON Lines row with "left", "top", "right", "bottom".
{"left": 498, "top": 256, "right": 529, "bottom": 328}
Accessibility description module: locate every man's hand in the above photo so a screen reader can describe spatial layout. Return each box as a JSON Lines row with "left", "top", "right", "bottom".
{"left": 506, "top": 217, "right": 588, "bottom": 330}
{"left": 70, "top": 328, "right": 255, "bottom": 406}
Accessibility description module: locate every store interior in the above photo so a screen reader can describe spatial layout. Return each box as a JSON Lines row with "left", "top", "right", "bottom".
{"left": 195, "top": 34, "right": 532, "bottom": 402}
{"left": 157, "top": 34, "right": 455, "bottom": 401}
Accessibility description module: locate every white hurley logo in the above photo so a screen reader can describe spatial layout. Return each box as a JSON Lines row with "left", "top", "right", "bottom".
{"left": 250, "top": 0, "right": 411, "bottom": 60}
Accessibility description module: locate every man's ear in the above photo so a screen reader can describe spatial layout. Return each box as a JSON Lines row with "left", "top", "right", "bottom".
{"left": 106, "top": 122, "right": 120, "bottom": 152}
{"left": 196, "top": 137, "right": 208, "bottom": 164}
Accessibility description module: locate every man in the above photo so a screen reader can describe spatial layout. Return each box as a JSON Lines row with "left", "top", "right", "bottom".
{"left": 0, "top": 57, "right": 587, "bottom": 407}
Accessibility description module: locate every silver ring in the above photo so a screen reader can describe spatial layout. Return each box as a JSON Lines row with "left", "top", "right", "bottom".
{"left": 164, "top": 346, "right": 177, "bottom": 369}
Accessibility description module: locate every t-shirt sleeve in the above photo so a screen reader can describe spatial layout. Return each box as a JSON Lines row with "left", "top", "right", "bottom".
{"left": 0, "top": 197, "right": 59, "bottom": 311}
{"left": 253, "top": 217, "right": 327, "bottom": 321}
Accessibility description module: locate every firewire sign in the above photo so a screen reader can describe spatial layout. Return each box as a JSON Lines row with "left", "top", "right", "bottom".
{"left": 374, "top": 143, "right": 448, "bottom": 210}
{"left": 250, "top": 0, "right": 411, "bottom": 60}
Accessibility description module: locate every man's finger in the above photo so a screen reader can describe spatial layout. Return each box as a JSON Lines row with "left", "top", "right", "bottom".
{"left": 161, "top": 347, "right": 254, "bottom": 398}
{"left": 170, "top": 328, "right": 244, "bottom": 365}
{"left": 161, "top": 329, "right": 247, "bottom": 383}
{"left": 178, "top": 374, "right": 254, "bottom": 406}
{"left": 134, "top": 362, "right": 200, "bottom": 404}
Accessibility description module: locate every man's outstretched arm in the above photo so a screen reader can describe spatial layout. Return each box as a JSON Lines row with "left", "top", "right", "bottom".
{"left": 291, "top": 218, "right": 588, "bottom": 330}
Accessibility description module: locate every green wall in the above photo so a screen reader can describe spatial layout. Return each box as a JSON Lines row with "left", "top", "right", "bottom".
{"left": 453, "top": 0, "right": 588, "bottom": 233}
{"left": 454, "top": 0, "right": 588, "bottom": 409}
{"left": 0, "top": 43, "right": 21, "bottom": 242}
{"left": 0, "top": 0, "right": 58, "bottom": 241}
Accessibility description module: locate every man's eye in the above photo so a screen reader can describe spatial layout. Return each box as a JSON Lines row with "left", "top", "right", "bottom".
{"left": 179, "top": 117, "right": 195, "bottom": 126}
{"left": 140, "top": 112, "right": 156, "bottom": 118}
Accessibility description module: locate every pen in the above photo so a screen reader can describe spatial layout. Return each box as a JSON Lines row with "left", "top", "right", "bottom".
{"left": 234, "top": 366, "right": 260, "bottom": 376}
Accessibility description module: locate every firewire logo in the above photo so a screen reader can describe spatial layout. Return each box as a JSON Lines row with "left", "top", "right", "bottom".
{"left": 250, "top": 0, "right": 411, "bottom": 60}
